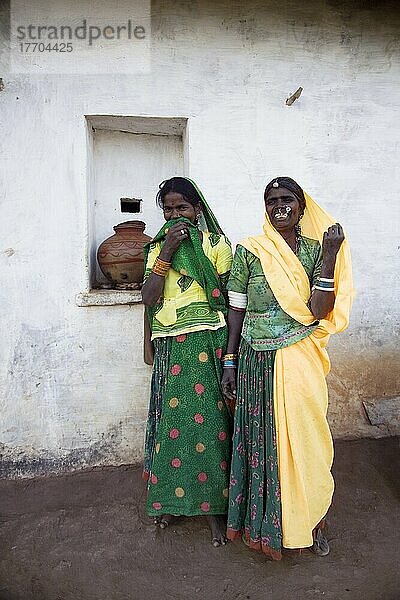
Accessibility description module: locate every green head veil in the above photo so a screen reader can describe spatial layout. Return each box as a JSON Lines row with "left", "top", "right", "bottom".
{"left": 143, "top": 178, "right": 229, "bottom": 328}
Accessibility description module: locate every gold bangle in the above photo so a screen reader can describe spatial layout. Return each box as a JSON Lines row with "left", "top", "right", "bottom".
{"left": 152, "top": 268, "right": 167, "bottom": 277}
{"left": 152, "top": 266, "right": 169, "bottom": 276}
{"left": 152, "top": 257, "right": 171, "bottom": 277}
{"left": 152, "top": 267, "right": 169, "bottom": 277}
{"left": 223, "top": 353, "right": 237, "bottom": 360}
{"left": 155, "top": 257, "right": 171, "bottom": 268}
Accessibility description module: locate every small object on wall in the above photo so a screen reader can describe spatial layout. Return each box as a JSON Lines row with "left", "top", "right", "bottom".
{"left": 97, "top": 220, "right": 152, "bottom": 287}
{"left": 0, "top": 78, "right": 4, "bottom": 92}
{"left": 120, "top": 197, "right": 142, "bottom": 213}
{"left": 286, "top": 86, "right": 303, "bottom": 106}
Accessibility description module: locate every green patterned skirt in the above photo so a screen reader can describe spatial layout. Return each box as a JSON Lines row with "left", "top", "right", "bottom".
{"left": 227, "top": 339, "right": 283, "bottom": 560}
{"left": 143, "top": 327, "right": 232, "bottom": 516}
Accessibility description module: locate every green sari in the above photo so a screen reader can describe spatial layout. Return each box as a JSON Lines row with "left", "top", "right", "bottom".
{"left": 143, "top": 180, "right": 233, "bottom": 516}
{"left": 226, "top": 239, "right": 323, "bottom": 559}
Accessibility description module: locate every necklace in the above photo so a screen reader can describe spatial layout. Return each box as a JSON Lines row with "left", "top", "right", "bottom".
{"left": 283, "top": 230, "right": 300, "bottom": 255}
{"left": 295, "top": 232, "right": 301, "bottom": 256}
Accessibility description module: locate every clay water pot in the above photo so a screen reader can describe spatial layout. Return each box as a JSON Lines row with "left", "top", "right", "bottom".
{"left": 97, "top": 220, "right": 152, "bottom": 285}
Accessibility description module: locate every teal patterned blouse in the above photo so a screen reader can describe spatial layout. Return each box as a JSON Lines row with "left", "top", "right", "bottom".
{"left": 227, "top": 236, "right": 323, "bottom": 351}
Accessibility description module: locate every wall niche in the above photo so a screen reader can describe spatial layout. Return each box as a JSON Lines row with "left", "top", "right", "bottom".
{"left": 78, "top": 115, "right": 188, "bottom": 306}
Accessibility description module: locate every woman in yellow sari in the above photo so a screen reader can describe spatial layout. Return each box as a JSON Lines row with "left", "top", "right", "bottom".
{"left": 221, "top": 176, "right": 353, "bottom": 559}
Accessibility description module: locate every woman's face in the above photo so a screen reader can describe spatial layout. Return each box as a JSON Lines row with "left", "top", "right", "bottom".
{"left": 163, "top": 192, "right": 201, "bottom": 224}
{"left": 264, "top": 187, "right": 302, "bottom": 232}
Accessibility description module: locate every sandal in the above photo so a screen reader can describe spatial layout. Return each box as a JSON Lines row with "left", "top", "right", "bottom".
{"left": 310, "top": 528, "right": 330, "bottom": 556}
{"left": 155, "top": 514, "right": 178, "bottom": 529}
{"left": 211, "top": 536, "right": 227, "bottom": 548}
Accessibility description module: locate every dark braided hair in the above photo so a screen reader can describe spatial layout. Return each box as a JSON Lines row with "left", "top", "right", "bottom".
{"left": 264, "top": 176, "right": 306, "bottom": 217}
{"left": 156, "top": 177, "right": 202, "bottom": 209}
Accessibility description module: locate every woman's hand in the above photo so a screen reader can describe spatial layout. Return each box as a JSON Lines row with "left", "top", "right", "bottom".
{"left": 142, "top": 222, "right": 190, "bottom": 306}
{"left": 159, "top": 222, "right": 190, "bottom": 261}
{"left": 221, "top": 368, "right": 237, "bottom": 401}
{"left": 310, "top": 223, "right": 344, "bottom": 319}
{"left": 322, "top": 223, "right": 345, "bottom": 260}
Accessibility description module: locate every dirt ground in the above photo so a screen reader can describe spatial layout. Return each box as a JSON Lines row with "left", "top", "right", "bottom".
{"left": 0, "top": 437, "right": 399, "bottom": 600}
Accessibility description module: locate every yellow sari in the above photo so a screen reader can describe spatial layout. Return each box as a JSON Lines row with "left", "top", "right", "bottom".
{"left": 240, "top": 192, "right": 354, "bottom": 548}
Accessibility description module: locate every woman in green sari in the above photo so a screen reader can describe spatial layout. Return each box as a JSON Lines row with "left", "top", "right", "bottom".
{"left": 142, "top": 177, "right": 233, "bottom": 546}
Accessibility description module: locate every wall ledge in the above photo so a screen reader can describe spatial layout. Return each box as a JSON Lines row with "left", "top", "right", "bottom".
{"left": 76, "top": 290, "right": 142, "bottom": 307}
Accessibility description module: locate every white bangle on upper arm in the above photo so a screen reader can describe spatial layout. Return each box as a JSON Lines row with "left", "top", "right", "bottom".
{"left": 228, "top": 291, "right": 247, "bottom": 309}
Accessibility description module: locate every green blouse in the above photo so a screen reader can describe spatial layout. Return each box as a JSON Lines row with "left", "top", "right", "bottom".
{"left": 227, "top": 237, "right": 323, "bottom": 351}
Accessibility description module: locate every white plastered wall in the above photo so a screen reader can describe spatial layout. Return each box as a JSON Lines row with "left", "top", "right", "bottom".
{"left": 1, "top": 0, "right": 399, "bottom": 477}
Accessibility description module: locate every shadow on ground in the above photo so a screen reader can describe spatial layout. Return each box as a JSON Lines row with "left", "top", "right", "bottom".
{"left": 0, "top": 438, "right": 399, "bottom": 600}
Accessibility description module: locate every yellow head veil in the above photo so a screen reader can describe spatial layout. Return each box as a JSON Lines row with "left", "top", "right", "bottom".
{"left": 241, "top": 191, "right": 354, "bottom": 345}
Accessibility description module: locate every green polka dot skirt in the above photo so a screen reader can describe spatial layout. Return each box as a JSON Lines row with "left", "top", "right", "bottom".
{"left": 144, "top": 328, "right": 232, "bottom": 516}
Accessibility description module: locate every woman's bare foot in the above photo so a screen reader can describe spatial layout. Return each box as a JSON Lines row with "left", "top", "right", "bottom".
{"left": 207, "top": 515, "right": 227, "bottom": 547}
